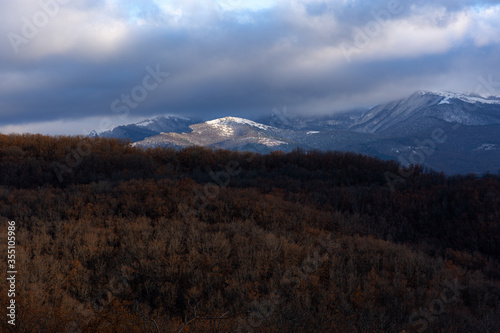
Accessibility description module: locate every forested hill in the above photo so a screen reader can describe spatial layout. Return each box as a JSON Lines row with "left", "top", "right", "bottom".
{"left": 1, "top": 133, "right": 499, "bottom": 332}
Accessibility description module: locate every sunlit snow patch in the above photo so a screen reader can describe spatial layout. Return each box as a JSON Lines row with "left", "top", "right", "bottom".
{"left": 257, "top": 137, "right": 287, "bottom": 147}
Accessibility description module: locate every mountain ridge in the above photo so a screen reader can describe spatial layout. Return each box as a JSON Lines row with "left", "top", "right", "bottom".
{"left": 91, "top": 115, "right": 196, "bottom": 142}
{"left": 93, "top": 91, "right": 500, "bottom": 174}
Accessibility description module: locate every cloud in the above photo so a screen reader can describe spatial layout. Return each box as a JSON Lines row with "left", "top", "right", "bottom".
{"left": 1, "top": 0, "right": 500, "bottom": 134}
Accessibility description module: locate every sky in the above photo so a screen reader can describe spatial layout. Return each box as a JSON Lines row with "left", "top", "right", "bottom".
{"left": 1, "top": 0, "right": 500, "bottom": 135}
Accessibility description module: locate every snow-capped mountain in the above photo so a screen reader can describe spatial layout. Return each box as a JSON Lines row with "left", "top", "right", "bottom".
{"left": 206, "top": 116, "right": 273, "bottom": 132}
{"left": 132, "top": 116, "right": 294, "bottom": 152}
{"left": 97, "top": 91, "right": 500, "bottom": 174}
{"left": 132, "top": 116, "right": 386, "bottom": 158}
{"left": 350, "top": 91, "right": 500, "bottom": 136}
{"left": 432, "top": 90, "right": 500, "bottom": 105}
{"left": 344, "top": 91, "right": 500, "bottom": 174}
{"left": 90, "top": 115, "right": 196, "bottom": 142}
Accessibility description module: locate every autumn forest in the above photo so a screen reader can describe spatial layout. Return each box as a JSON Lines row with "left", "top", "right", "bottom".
{"left": 1, "top": 133, "right": 499, "bottom": 332}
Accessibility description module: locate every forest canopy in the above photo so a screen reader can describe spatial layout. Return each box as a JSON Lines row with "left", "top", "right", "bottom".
{"left": 0, "top": 133, "right": 499, "bottom": 332}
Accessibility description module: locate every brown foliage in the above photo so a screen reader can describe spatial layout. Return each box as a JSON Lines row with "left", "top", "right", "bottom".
{"left": 0, "top": 134, "right": 499, "bottom": 332}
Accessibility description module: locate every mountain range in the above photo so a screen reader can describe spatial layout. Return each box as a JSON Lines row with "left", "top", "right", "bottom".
{"left": 90, "top": 91, "right": 500, "bottom": 174}
{"left": 90, "top": 115, "right": 196, "bottom": 142}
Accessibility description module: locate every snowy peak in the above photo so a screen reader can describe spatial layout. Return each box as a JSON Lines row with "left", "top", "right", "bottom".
{"left": 89, "top": 90, "right": 500, "bottom": 175}
{"left": 351, "top": 90, "right": 500, "bottom": 134}
{"left": 134, "top": 115, "right": 193, "bottom": 132}
{"left": 201, "top": 117, "right": 276, "bottom": 138}
{"left": 90, "top": 114, "right": 196, "bottom": 142}
{"left": 420, "top": 90, "right": 500, "bottom": 105}
{"left": 206, "top": 116, "right": 273, "bottom": 131}
{"left": 134, "top": 116, "right": 291, "bottom": 150}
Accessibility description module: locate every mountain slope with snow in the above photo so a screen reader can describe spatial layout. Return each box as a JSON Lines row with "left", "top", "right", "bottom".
{"left": 97, "top": 91, "right": 500, "bottom": 174}
{"left": 91, "top": 115, "right": 196, "bottom": 142}
{"left": 132, "top": 116, "right": 292, "bottom": 151}
{"left": 350, "top": 91, "right": 500, "bottom": 136}
{"left": 432, "top": 90, "right": 500, "bottom": 105}
{"left": 132, "top": 116, "right": 379, "bottom": 155}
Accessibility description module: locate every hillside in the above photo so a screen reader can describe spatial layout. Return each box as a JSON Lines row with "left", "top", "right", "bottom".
{"left": 1, "top": 134, "right": 499, "bottom": 332}
{"left": 100, "top": 91, "right": 500, "bottom": 175}
{"left": 92, "top": 115, "right": 196, "bottom": 142}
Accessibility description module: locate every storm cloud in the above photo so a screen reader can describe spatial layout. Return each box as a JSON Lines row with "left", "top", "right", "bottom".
{"left": 1, "top": 0, "right": 499, "bottom": 134}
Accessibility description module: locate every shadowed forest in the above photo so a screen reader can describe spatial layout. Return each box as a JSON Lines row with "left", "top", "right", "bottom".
{"left": 1, "top": 134, "right": 499, "bottom": 332}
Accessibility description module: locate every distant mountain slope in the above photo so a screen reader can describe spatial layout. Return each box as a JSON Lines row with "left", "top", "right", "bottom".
{"left": 132, "top": 116, "right": 294, "bottom": 152}
{"left": 99, "top": 91, "right": 500, "bottom": 174}
{"left": 132, "top": 116, "right": 383, "bottom": 155}
{"left": 257, "top": 109, "right": 364, "bottom": 131}
{"left": 90, "top": 115, "right": 196, "bottom": 142}
{"left": 350, "top": 91, "right": 500, "bottom": 136}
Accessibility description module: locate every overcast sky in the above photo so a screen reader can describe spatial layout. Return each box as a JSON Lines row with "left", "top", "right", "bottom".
{"left": 1, "top": 0, "right": 500, "bottom": 135}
